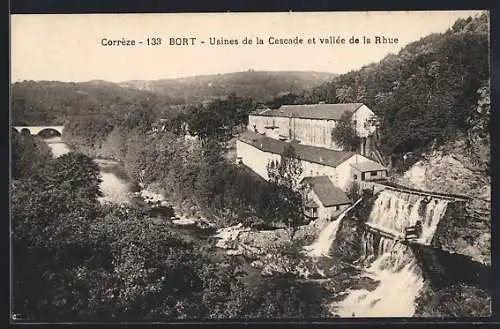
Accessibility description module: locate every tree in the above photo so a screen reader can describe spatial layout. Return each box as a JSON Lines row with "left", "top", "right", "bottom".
{"left": 331, "top": 111, "right": 361, "bottom": 151}
{"left": 346, "top": 180, "right": 361, "bottom": 200}
{"left": 266, "top": 144, "right": 307, "bottom": 239}
{"left": 11, "top": 130, "right": 53, "bottom": 180}
{"left": 12, "top": 151, "right": 104, "bottom": 321}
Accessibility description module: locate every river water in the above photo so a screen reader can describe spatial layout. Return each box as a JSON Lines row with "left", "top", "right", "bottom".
{"left": 331, "top": 190, "right": 450, "bottom": 317}
{"left": 45, "top": 137, "right": 132, "bottom": 204}
{"left": 43, "top": 137, "right": 443, "bottom": 318}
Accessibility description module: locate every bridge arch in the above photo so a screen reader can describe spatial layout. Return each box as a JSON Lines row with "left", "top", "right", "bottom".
{"left": 37, "top": 128, "right": 62, "bottom": 138}
{"left": 20, "top": 128, "right": 31, "bottom": 135}
{"left": 13, "top": 126, "right": 65, "bottom": 136}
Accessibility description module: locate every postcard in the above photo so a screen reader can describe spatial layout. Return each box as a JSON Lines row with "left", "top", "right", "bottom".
{"left": 10, "top": 11, "right": 491, "bottom": 322}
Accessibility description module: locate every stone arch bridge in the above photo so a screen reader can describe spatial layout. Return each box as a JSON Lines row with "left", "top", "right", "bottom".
{"left": 12, "top": 126, "right": 64, "bottom": 136}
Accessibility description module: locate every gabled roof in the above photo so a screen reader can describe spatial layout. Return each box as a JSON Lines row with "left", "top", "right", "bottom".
{"left": 254, "top": 103, "right": 365, "bottom": 120}
{"left": 350, "top": 158, "right": 387, "bottom": 172}
{"left": 301, "top": 176, "right": 352, "bottom": 207}
{"left": 238, "top": 130, "right": 355, "bottom": 168}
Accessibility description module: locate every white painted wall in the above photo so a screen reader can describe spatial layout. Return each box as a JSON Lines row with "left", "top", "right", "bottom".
{"left": 237, "top": 139, "right": 381, "bottom": 194}
{"left": 248, "top": 115, "right": 272, "bottom": 133}
{"left": 248, "top": 104, "right": 377, "bottom": 150}
{"left": 292, "top": 118, "right": 339, "bottom": 149}
{"left": 301, "top": 160, "right": 337, "bottom": 182}
{"left": 335, "top": 154, "right": 372, "bottom": 190}
{"left": 236, "top": 140, "right": 280, "bottom": 180}
{"left": 237, "top": 139, "right": 339, "bottom": 182}
{"left": 351, "top": 104, "right": 376, "bottom": 138}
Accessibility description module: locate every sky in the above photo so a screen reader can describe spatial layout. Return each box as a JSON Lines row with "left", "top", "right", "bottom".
{"left": 11, "top": 11, "right": 485, "bottom": 83}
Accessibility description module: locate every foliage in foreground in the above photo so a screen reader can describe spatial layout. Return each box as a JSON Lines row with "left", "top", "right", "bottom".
{"left": 414, "top": 282, "right": 491, "bottom": 317}
{"left": 11, "top": 131, "right": 326, "bottom": 321}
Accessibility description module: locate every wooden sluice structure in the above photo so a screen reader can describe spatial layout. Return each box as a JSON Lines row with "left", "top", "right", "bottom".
{"left": 362, "top": 222, "right": 424, "bottom": 247}
{"left": 351, "top": 182, "right": 471, "bottom": 247}
{"left": 373, "top": 181, "right": 471, "bottom": 202}
{"left": 363, "top": 222, "right": 401, "bottom": 241}
{"left": 354, "top": 218, "right": 424, "bottom": 247}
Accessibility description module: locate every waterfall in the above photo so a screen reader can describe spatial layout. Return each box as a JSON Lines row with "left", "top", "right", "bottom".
{"left": 305, "top": 198, "right": 362, "bottom": 258}
{"left": 334, "top": 190, "right": 450, "bottom": 317}
{"left": 365, "top": 190, "right": 449, "bottom": 245}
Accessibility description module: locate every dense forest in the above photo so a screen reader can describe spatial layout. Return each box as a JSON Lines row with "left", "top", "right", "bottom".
{"left": 11, "top": 130, "right": 327, "bottom": 321}
{"left": 295, "top": 14, "right": 490, "bottom": 168}
{"left": 60, "top": 93, "right": 308, "bottom": 230}
{"left": 11, "top": 80, "right": 185, "bottom": 126}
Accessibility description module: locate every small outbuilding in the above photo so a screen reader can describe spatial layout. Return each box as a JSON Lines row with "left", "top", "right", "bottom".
{"left": 350, "top": 158, "right": 388, "bottom": 182}
{"left": 301, "top": 176, "right": 352, "bottom": 220}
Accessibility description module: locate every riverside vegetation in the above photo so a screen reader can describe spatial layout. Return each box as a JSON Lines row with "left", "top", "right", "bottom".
{"left": 11, "top": 13, "right": 490, "bottom": 320}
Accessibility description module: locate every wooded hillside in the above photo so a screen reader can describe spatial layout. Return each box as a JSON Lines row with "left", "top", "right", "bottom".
{"left": 11, "top": 80, "right": 182, "bottom": 126}
{"left": 11, "top": 71, "right": 335, "bottom": 126}
{"left": 119, "top": 71, "right": 337, "bottom": 103}
{"left": 310, "top": 13, "right": 490, "bottom": 160}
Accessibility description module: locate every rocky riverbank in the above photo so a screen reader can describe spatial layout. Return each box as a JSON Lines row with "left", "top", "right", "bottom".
{"left": 212, "top": 213, "right": 383, "bottom": 318}
{"left": 394, "top": 138, "right": 491, "bottom": 317}
{"left": 214, "top": 222, "right": 320, "bottom": 277}
{"left": 396, "top": 139, "right": 490, "bottom": 265}
{"left": 130, "top": 187, "right": 217, "bottom": 230}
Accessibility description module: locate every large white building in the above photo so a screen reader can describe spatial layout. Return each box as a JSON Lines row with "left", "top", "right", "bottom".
{"left": 247, "top": 103, "right": 377, "bottom": 152}
{"left": 236, "top": 103, "right": 387, "bottom": 220}
{"left": 236, "top": 130, "right": 386, "bottom": 190}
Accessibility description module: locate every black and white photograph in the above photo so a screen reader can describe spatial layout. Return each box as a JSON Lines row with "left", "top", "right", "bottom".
{"left": 10, "top": 10, "right": 491, "bottom": 321}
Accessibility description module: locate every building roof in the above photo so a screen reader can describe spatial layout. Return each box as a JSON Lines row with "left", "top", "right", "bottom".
{"left": 254, "top": 103, "right": 365, "bottom": 120}
{"left": 301, "top": 176, "right": 352, "bottom": 207}
{"left": 239, "top": 130, "right": 355, "bottom": 168}
{"left": 350, "top": 158, "right": 387, "bottom": 172}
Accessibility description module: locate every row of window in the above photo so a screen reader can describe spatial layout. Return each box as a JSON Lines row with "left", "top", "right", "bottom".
{"left": 305, "top": 205, "right": 340, "bottom": 217}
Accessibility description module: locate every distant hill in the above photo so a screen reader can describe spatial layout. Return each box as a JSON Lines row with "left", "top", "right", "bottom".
{"left": 12, "top": 71, "right": 336, "bottom": 125}
{"left": 119, "top": 71, "right": 337, "bottom": 104}
{"left": 11, "top": 80, "right": 180, "bottom": 126}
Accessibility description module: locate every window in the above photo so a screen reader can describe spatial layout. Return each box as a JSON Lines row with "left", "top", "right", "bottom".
{"left": 305, "top": 206, "right": 318, "bottom": 218}
{"left": 370, "top": 171, "right": 378, "bottom": 177}
{"left": 353, "top": 174, "right": 358, "bottom": 180}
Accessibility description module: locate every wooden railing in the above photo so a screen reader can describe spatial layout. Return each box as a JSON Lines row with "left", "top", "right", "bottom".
{"left": 377, "top": 181, "right": 471, "bottom": 201}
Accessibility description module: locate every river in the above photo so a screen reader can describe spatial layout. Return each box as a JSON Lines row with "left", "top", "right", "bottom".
{"left": 43, "top": 137, "right": 432, "bottom": 318}
{"left": 43, "top": 136, "right": 214, "bottom": 241}
{"left": 45, "top": 137, "right": 132, "bottom": 204}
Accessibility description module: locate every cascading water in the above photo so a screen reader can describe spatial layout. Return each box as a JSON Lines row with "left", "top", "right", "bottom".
{"left": 305, "top": 198, "right": 362, "bottom": 258}
{"left": 333, "top": 189, "right": 450, "bottom": 317}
